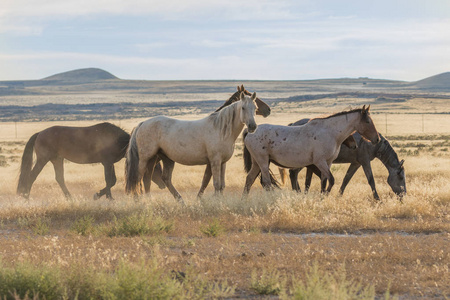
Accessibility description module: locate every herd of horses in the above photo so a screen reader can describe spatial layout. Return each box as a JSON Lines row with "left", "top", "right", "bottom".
{"left": 16, "top": 85, "right": 406, "bottom": 202}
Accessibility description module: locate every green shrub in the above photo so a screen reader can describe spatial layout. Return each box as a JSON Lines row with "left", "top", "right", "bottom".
{"left": 0, "top": 262, "right": 64, "bottom": 300}
{"left": 71, "top": 215, "right": 95, "bottom": 236}
{"left": 250, "top": 269, "right": 284, "bottom": 295}
{"left": 282, "top": 264, "right": 376, "bottom": 300}
{"left": 201, "top": 219, "right": 224, "bottom": 237}
{"left": 106, "top": 213, "right": 173, "bottom": 237}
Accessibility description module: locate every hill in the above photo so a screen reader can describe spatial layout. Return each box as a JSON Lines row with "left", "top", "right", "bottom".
{"left": 414, "top": 72, "right": 450, "bottom": 90}
{"left": 42, "top": 68, "right": 119, "bottom": 83}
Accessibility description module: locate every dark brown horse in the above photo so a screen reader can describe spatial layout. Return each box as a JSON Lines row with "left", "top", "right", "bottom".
{"left": 281, "top": 118, "right": 406, "bottom": 200}
{"left": 17, "top": 122, "right": 165, "bottom": 199}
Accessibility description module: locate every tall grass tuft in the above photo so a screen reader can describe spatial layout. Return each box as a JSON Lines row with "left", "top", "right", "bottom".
{"left": 106, "top": 212, "right": 173, "bottom": 237}
{"left": 0, "top": 261, "right": 64, "bottom": 300}
{"left": 281, "top": 264, "right": 377, "bottom": 300}
{"left": 201, "top": 218, "right": 225, "bottom": 237}
{"left": 251, "top": 269, "right": 284, "bottom": 295}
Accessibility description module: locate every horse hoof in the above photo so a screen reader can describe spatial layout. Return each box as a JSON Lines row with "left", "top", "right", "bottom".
{"left": 93, "top": 193, "right": 100, "bottom": 200}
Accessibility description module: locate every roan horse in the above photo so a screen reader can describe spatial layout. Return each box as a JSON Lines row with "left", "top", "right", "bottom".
{"left": 17, "top": 122, "right": 165, "bottom": 199}
{"left": 126, "top": 92, "right": 266, "bottom": 202}
{"left": 242, "top": 106, "right": 380, "bottom": 196}
{"left": 280, "top": 118, "right": 406, "bottom": 199}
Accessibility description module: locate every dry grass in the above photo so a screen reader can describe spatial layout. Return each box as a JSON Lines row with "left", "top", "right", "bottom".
{"left": 0, "top": 113, "right": 449, "bottom": 299}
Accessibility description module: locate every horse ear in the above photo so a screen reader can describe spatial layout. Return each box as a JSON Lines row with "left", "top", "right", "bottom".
{"left": 241, "top": 84, "right": 245, "bottom": 91}
{"left": 237, "top": 85, "right": 241, "bottom": 92}
{"left": 362, "top": 105, "right": 366, "bottom": 112}
{"left": 399, "top": 159, "right": 404, "bottom": 168}
{"left": 367, "top": 105, "right": 371, "bottom": 112}
{"left": 240, "top": 92, "right": 245, "bottom": 100}
{"left": 251, "top": 92, "right": 256, "bottom": 100}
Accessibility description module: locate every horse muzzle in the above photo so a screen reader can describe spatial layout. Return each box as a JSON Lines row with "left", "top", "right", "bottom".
{"left": 247, "top": 123, "right": 257, "bottom": 133}
{"left": 371, "top": 135, "right": 380, "bottom": 145}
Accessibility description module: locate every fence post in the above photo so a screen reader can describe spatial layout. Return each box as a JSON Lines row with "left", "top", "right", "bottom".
{"left": 385, "top": 114, "right": 388, "bottom": 135}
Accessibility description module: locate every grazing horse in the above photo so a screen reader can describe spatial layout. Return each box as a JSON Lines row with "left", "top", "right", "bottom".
{"left": 125, "top": 92, "right": 263, "bottom": 202}
{"left": 17, "top": 123, "right": 165, "bottom": 199}
{"left": 282, "top": 118, "right": 405, "bottom": 199}
{"left": 242, "top": 106, "right": 380, "bottom": 196}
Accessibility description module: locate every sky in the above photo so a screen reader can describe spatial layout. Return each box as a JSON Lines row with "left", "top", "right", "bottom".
{"left": 1, "top": 0, "right": 450, "bottom": 81}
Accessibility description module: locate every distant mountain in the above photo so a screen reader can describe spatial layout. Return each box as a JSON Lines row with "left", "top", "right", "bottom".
{"left": 414, "top": 72, "right": 450, "bottom": 90}
{"left": 42, "top": 68, "right": 119, "bottom": 82}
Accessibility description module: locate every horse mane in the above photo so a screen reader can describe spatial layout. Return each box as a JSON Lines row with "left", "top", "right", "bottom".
{"left": 375, "top": 134, "right": 401, "bottom": 168}
{"left": 214, "top": 90, "right": 242, "bottom": 112}
{"left": 210, "top": 101, "right": 240, "bottom": 138}
{"left": 310, "top": 108, "right": 364, "bottom": 121}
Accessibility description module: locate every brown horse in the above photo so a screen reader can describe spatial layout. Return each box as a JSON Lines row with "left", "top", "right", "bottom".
{"left": 17, "top": 122, "right": 165, "bottom": 199}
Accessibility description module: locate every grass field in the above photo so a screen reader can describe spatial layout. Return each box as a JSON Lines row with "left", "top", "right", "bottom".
{"left": 0, "top": 108, "right": 449, "bottom": 299}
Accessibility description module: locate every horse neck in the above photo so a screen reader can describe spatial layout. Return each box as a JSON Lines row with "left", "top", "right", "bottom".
{"left": 212, "top": 101, "right": 244, "bottom": 141}
{"left": 375, "top": 135, "right": 401, "bottom": 171}
{"left": 215, "top": 91, "right": 240, "bottom": 112}
{"left": 319, "top": 111, "right": 360, "bottom": 145}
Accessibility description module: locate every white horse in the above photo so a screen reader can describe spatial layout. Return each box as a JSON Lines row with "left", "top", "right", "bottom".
{"left": 126, "top": 92, "right": 262, "bottom": 202}
{"left": 242, "top": 106, "right": 380, "bottom": 196}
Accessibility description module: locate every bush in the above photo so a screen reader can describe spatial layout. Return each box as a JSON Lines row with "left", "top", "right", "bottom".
{"left": 250, "top": 269, "right": 284, "bottom": 295}
{"left": 201, "top": 219, "right": 224, "bottom": 237}
{"left": 71, "top": 215, "right": 95, "bottom": 236}
{"left": 106, "top": 213, "right": 173, "bottom": 237}
{"left": 0, "top": 262, "right": 64, "bottom": 300}
{"left": 282, "top": 264, "right": 376, "bottom": 300}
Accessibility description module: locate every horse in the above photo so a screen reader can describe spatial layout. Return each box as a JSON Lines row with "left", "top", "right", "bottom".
{"left": 140, "top": 84, "right": 271, "bottom": 197}
{"left": 197, "top": 84, "right": 270, "bottom": 198}
{"left": 280, "top": 117, "right": 405, "bottom": 199}
{"left": 17, "top": 122, "right": 165, "bottom": 200}
{"left": 242, "top": 106, "right": 380, "bottom": 196}
{"left": 125, "top": 92, "right": 266, "bottom": 202}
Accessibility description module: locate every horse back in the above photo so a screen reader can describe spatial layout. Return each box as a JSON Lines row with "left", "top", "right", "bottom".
{"left": 35, "top": 123, "right": 129, "bottom": 164}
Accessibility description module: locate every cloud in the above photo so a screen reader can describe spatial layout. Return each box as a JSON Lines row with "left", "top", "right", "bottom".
{"left": 1, "top": 0, "right": 295, "bottom": 20}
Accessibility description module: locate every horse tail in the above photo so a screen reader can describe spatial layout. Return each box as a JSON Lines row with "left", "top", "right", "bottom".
{"left": 17, "top": 132, "right": 39, "bottom": 195}
{"left": 125, "top": 123, "right": 143, "bottom": 194}
{"left": 268, "top": 169, "right": 280, "bottom": 188}
{"left": 279, "top": 168, "right": 288, "bottom": 186}
{"left": 242, "top": 129, "right": 252, "bottom": 173}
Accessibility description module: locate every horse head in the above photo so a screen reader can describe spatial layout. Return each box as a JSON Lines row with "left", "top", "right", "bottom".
{"left": 343, "top": 134, "right": 357, "bottom": 149}
{"left": 240, "top": 91, "right": 258, "bottom": 133}
{"left": 357, "top": 105, "right": 380, "bottom": 145}
{"left": 388, "top": 159, "right": 406, "bottom": 198}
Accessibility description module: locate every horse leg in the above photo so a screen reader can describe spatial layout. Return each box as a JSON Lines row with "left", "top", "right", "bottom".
{"left": 144, "top": 159, "right": 164, "bottom": 193}
{"left": 25, "top": 157, "right": 49, "bottom": 198}
{"left": 94, "top": 163, "right": 116, "bottom": 200}
{"left": 289, "top": 168, "right": 302, "bottom": 192}
{"left": 242, "top": 157, "right": 261, "bottom": 197}
{"left": 304, "top": 167, "right": 312, "bottom": 192}
{"left": 197, "top": 164, "right": 212, "bottom": 199}
{"left": 51, "top": 157, "right": 71, "bottom": 199}
{"left": 160, "top": 156, "right": 184, "bottom": 203}
{"left": 339, "top": 163, "right": 361, "bottom": 196}
{"left": 259, "top": 162, "right": 272, "bottom": 191}
{"left": 306, "top": 165, "right": 322, "bottom": 193}
{"left": 361, "top": 163, "right": 380, "bottom": 200}
{"left": 315, "top": 161, "right": 334, "bottom": 194}
{"left": 210, "top": 160, "right": 223, "bottom": 196}
{"left": 220, "top": 162, "right": 226, "bottom": 192}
